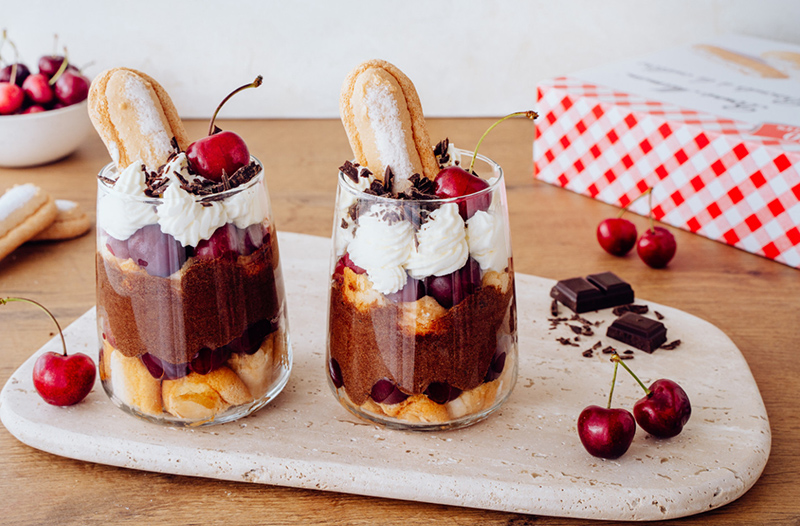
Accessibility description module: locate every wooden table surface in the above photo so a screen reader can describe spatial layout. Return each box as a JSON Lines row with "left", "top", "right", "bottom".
{"left": 1, "top": 118, "right": 798, "bottom": 525}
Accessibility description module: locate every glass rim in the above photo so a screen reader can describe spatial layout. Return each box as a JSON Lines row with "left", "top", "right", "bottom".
{"left": 96, "top": 155, "right": 265, "bottom": 203}
{"left": 337, "top": 148, "right": 504, "bottom": 205}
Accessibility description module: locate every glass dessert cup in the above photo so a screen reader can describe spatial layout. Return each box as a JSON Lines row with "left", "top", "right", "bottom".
{"left": 326, "top": 150, "right": 517, "bottom": 431}
{"left": 95, "top": 156, "right": 291, "bottom": 427}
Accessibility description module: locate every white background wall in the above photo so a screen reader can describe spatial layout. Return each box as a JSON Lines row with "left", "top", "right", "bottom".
{"left": 4, "top": 0, "right": 800, "bottom": 119}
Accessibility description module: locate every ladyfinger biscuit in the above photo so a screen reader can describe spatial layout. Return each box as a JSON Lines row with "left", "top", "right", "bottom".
{"left": 162, "top": 367, "right": 252, "bottom": 421}
{"left": 30, "top": 199, "right": 91, "bottom": 241}
{"left": 0, "top": 184, "right": 57, "bottom": 262}
{"left": 340, "top": 60, "right": 438, "bottom": 189}
{"left": 88, "top": 67, "right": 189, "bottom": 170}
{"left": 694, "top": 45, "right": 788, "bottom": 79}
{"left": 107, "top": 348, "right": 163, "bottom": 415}
{"left": 227, "top": 332, "right": 275, "bottom": 399}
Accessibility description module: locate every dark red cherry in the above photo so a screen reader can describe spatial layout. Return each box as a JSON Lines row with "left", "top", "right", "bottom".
{"left": 370, "top": 378, "right": 408, "bottom": 405}
{"left": 53, "top": 70, "right": 89, "bottom": 106}
{"left": 186, "top": 131, "right": 250, "bottom": 183}
{"left": 227, "top": 318, "right": 276, "bottom": 355}
{"left": 386, "top": 276, "right": 426, "bottom": 303}
{"left": 577, "top": 405, "right": 636, "bottom": 459}
{"left": 0, "top": 82, "right": 24, "bottom": 115}
{"left": 424, "top": 382, "right": 462, "bottom": 404}
{"left": 433, "top": 166, "right": 491, "bottom": 219}
{"left": 329, "top": 358, "right": 344, "bottom": 389}
{"left": 126, "top": 224, "right": 189, "bottom": 277}
{"left": 0, "top": 63, "right": 30, "bottom": 86}
{"left": 597, "top": 218, "right": 637, "bottom": 256}
{"left": 425, "top": 258, "right": 482, "bottom": 309}
{"left": 633, "top": 379, "right": 691, "bottom": 438}
{"left": 22, "top": 73, "right": 54, "bottom": 105}
{"left": 38, "top": 55, "right": 65, "bottom": 79}
{"left": 637, "top": 227, "right": 677, "bottom": 269}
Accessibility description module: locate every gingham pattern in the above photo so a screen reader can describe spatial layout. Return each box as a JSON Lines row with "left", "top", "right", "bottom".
{"left": 534, "top": 77, "right": 800, "bottom": 269}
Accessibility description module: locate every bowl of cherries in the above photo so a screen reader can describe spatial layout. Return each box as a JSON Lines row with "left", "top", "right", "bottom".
{"left": 0, "top": 34, "right": 93, "bottom": 168}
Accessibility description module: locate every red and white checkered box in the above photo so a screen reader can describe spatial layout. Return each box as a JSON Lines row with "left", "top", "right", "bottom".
{"left": 533, "top": 35, "right": 800, "bottom": 268}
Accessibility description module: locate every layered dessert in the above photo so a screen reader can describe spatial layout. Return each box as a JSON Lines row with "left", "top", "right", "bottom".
{"left": 328, "top": 60, "right": 517, "bottom": 429}
{"left": 90, "top": 68, "right": 290, "bottom": 425}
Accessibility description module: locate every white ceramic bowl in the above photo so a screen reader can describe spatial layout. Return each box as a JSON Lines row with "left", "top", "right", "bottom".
{"left": 0, "top": 100, "right": 93, "bottom": 168}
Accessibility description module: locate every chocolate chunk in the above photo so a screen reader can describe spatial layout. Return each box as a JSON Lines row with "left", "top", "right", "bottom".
{"left": 661, "top": 339, "right": 682, "bottom": 350}
{"left": 613, "top": 304, "right": 649, "bottom": 316}
{"left": 606, "top": 312, "right": 667, "bottom": 353}
{"left": 550, "top": 271, "right": 634, "bottom": 313}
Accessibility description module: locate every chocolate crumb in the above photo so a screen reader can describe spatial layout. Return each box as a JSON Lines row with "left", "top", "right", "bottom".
{"left": 660, "top": 339, "right": 682, "bottom": 350}
{"left": 619, "top": 355, "right": 634, "bottom": 360}
{"left": 556, "top": 337, "right": 579, "bottom": 347}
{"left": 340, "top": 218, "right": 348, "bottom": 229}
{"left": 570, "top": 314, "right": 593, "bottom": 326}
{"left": 582, "top": 326, "right": 594, "bottom": 336}
{"left": 582, "top": 350, "right": 593, "bottom": 358}
{"left": 592, "top": 341, "right": 602, "bottom": 350}
{"left": 550, "top": 299, "right": 559, "bottom": 317}
{"left": 655, "top": 311, "right": 665, "bottom": 320}
{"left": 383, "top": 166, "right": 395, "bottom": 194}
{"left": 601, "top": 346, "right": 616, "bottom": 354}
{"left": 568, "top": 324, "right": 583, "bottom": 335}
{"left": 340, "top": 160, "right": 360, "bottom": 184}
{"left": 623, "top": 350, "right": 634, "bottom": 355}
{"left": 573, "top": 336, "right": 580, "bottom": 342}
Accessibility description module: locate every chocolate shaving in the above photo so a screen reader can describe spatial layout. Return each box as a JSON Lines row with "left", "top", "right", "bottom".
{"left": 550, "top": 299, "right": 559, "bottom": 317}
{"left": 660, "top": 339, "right": 682, "bottom": 350}
{"left": 98, "top": 175, "right": 116, "bottom": 186}
{"left": 619, "top": 355, "right": 634, "bottom": 360}
{"left": 556, "top": 337, "right": 579, "bottom": 347}
{"left": 592, "top": 341, "right": 602, "bottom": 350}
{"left": 383, "top": 166, "right": 395, "bottom": 194}
{"left": 568, "top": 324, "right": 583, "bottom": 335}
{"left": 340, "top": 160, "right": 360, "bottom": 184}
{"left": 623, "top": 350, "right": 634, "bottom": 355}
{"left": 569, "top": 314, "right": 593, "bottom": 326}
{"left": 582, "top": 350, "right": 593, "bottom": 358}
{"left": 434, "top": 138, "right": 451, "bottom": 166}
{"left": 655, "top": 311, "right": 665, "bottom": 320}
{"left": 613, "top": 304, "right": 649, "bottom": 316}
{"left": 340, "top": 218, "right": 348, "bottom": 229}
{"left": 601, "top": 346, "right": 616, "bottom": 354}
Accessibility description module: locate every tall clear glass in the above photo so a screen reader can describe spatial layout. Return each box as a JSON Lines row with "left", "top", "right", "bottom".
{"left": 326, "top": 150, "right": 517, "bottom": 430}
{"left": 95, "top": 157, "right": 291, "bottom": 426}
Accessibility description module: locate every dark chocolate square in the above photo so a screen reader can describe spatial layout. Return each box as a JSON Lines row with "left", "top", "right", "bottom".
{"left": 606, "top": 312, "right": 667, "bottom": 353}
{"left": 550, "top": 272, "right": 634, "bottom": 313}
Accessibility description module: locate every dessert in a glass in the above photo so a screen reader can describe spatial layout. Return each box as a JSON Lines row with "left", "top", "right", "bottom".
{"left": 327, "top": 60, "right": 520, "bottom": 430}
{"left": 90, "top": 69, "right": 290, "bottom": 426}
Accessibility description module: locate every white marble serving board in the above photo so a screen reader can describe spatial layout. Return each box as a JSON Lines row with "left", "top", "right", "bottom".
{"left": 0, "top": 232, "right": 770, "bottom": 521}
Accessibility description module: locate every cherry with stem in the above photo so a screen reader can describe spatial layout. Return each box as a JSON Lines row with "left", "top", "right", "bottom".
{"left": 596, "top": 187, "right": 652, "bottom": 257}
{"left": 612, "top": 353, "right": 691, "bottom": 438}
{"left": 1, "top": 297, "right": 96, "bottom": 406}
{"left": 577, "top": 357, "right": 636, "bottom": 459}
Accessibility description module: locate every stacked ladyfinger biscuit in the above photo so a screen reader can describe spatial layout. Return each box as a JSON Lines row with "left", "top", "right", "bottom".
{"left": 0, "top": 184, "right": 91, "bottom": 263}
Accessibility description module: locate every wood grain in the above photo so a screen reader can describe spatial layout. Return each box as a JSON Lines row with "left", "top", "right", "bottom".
{"left": 1, "top": 118, "right": 798, "bottom": 525}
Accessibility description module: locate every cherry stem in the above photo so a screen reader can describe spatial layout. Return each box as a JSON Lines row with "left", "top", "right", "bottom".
{"left": 468, "top": 110, "right": 538, "bottom": 173}
{"left": 207, "top": 75, "right": 263, "bottom": 136}
{"left": 49, "top": 47, "right": 69, "bottom": 86}
{"left": 0, "top": 297, "right": 68, "bottom": 356}
{"left": 611, "top": 353, "right": 651, "bottom": 395}
{"left": 606, "top": 359, "right": 620, "bottom": 409}
{"left": 615, "top": 187, "right": 652, "bottom": 219}
{"left": 648, "top": 187, "right": 655, "bottom": 234}
{"left": 1, "top": 32, "right": 20, "bottom": 85}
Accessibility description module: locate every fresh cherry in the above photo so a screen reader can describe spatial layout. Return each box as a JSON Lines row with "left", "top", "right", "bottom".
{"left": 614, "top": 356, "right": 691, "bottom": 439}
{"left": 190, "top": 345, "right": 232, "bottom": 375}
{"left": 0, "top": 82, "right": 24, "bottom": 114}
{"left": 386, "top": 275, "right": 426, "bottom": 303}
{"left": 597, "top": 218, "right": 637, "bottom": 256}
{"left": 577, "top": 354, "right": 635, "bottom": 459}
{"left": 226, "top": 318, "right": 276, "bottom": 355}
{"left": 370, "top": 378, "right": 409, "bottom": 405}
{"left": 22, "top": 73, "right": 54, "bottom": 105}
{"left": 53, "top": 70, "right": 90, "bottom": 106}
{"left": 425, "top": 257, "right": 482, "bottom": 309}
{"left": 38, "top": 55, "right": 65, "bottom": 79}
{"left": 140, "top": 353, "right": 190, "bottom": 380}
{"left": 186, "top": 76, "right": 262, "bottom": 182}
{"left": 637, "top": 227, "right": 677, "bottom": 269}
{"left": 433, "top": 166, "right": 491, "bottom": 220}
{"left": 126, "top": 224, "right": 189, "bottom": 278}
{"left": 0, "top": 63, "right": 30, "bottom": 86}
{"left": 1, "top": 297, "right": 96, "bottom": 406}
{"left": 333, "top": 252, "right": 366, "bottom": 279}
{"left": 423, "top": 382, "right": 461, "bottom": 404}
{"left": 328, "top": 358, "right": 344, "bottom": 389}
{"left": 22, "top": 104, "right": 46, "bottom": 114}
{"left": 577, "top": 405, "right": 636, "bottom": 459}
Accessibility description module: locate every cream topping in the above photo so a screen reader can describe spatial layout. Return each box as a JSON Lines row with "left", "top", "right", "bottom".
{"left": 156, "top": 155, "right": 227, "bottom": 247}
{"left": 406, "top": 203, "right": 469, "bottom": 279}
{"left": 97, "top": 161, "right": 158, "bottom": 241}
{"left": 466, "top": 210, "right": 509, "bottom": 272}
{"left": 347, "top": 206, "right": 415, "bottom": 295}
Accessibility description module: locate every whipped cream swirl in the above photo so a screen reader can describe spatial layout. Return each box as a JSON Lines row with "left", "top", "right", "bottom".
{"left": 406, "top": 203, "right": 469, "bottom": 279}
{"left": 348, "top": 205, "right": 415, "bottom": 295}
{"left": 466, "top": 210, "right": 509, "bottom": 272}
{"left": 97, "top": 161, "right": 158, "bottom": 240}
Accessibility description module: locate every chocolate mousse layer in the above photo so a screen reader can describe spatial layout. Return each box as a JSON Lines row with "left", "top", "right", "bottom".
{"left": 329, "top": 272, "right": 514, "bottom": 406}
{"left": 97, "top": 232, "right": 282, "bottom": 365}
